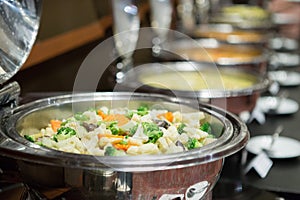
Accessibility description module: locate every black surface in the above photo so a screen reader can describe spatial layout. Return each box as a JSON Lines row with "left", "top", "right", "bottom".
{"left": 216, "top": 83, "right": 300, "bottom": 199}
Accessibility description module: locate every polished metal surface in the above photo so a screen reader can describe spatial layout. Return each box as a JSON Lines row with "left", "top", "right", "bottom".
{"left": 162, "top": 38, "right": 270, "bottom": 66}
{"left": 0, "top": 0, "right": 41, "bottom": 85}
{"left": 0, "top": 92, "right": 248, "bottom": 171}
{"left": 119, "top": 62, "right": 270, "bottom": 99}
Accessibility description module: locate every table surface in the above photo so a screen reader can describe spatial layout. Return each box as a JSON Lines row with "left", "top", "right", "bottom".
{"left": 218, "top": 79, "right": 300, "bottom": 196}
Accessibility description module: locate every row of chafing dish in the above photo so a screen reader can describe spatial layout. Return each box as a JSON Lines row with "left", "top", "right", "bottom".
{"left": 0, "top": 1, "right": 283, "bottom": 200}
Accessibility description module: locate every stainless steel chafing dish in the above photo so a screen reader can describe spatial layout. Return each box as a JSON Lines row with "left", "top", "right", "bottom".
{"left": 0, "top": 92, "right": 249, "bottom": 199}
{"left": 118, "top": 62, "right": 270, "bottom": 115}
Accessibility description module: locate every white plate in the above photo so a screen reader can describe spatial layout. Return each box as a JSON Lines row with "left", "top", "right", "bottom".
{"left": 246, "top": 135, "right": 300, "bottom": 159}
{"left": 256, "top": 96, "right": 299, "bottom": 115}
{"left": 270, "top": 53, "right": 300, "bottom": 68}
{"left": 269, "top": 37, "right": 298, "bottom": 51}
{"left": 268, "top": 71, "right": 300, "bottom": 87}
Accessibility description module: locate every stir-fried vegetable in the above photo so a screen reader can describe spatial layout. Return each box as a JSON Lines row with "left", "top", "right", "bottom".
{"left": 186, "top": 138, "right": 202, "bottom": 150}
{"left": 177, "top": 123, "right": 186, "bottom": 134}
{"left": 137, "top": 105, "right": 149, "bottom": 116}
{"left": 104, "top": 146, "right": 126, "bottom": 156}
{"left": 22, "top": 105, "right": 217, "bottom": 156}
{"left": 53, "top": 127, "right": 76, "bottom": 142}
{"left": 142, "top": 122, "right": 163, "bottom": 143}
{"left": 200, "top": 122, "right": 212, "bottom": 134}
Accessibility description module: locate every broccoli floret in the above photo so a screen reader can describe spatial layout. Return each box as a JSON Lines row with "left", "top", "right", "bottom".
{"left": 53, "top": 127, "right": 76, "bottom": 142}
{"left": 104, "top": 146, "right": 126, "bottom": 156}
{"left": 142, "top": 122, "right": 163, "bottom": 143}
{"left": 24, "top": 133, "right": 43, "bottom": 143}
{"left": 126, "top": 105, "right": 149, "bottom": 118}
{"left": 74, "top": 113, "right": 90, "bottom": 121}
{"left": 177, "top": 123, "right": 186, "bottom": 134}
{"left": 200, "top": 122, "right": 212, "bottom": 134}
{"left": 24, "top": 135, "right": 35, "bottom": 142}
{"left": 137, "top": 105, "right": 149, "bottom": 116}
{"left": 186, "top": 138, "right": 202, "bottom": 150}
{"left": 129, "top": 124, "right": 138, "bottom": 136}
{"left": 108, "top": 122, "right": 120, "bottom": 135}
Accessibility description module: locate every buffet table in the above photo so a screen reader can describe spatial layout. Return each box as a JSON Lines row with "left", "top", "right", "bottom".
{"left": 214, "top": 75, "right": 300, "bottom": 199}
{"left": 1, "top": 38, "right": 299, "bottom": 200}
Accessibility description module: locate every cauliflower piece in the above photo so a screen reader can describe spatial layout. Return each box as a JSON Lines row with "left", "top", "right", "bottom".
{"left": 177, "top": 133, "right": 190, "bottom": 145}
{"left": 57, "top": 136, "right": 86, "bottom": 154}
{"left": 131, "top": 113, "right": 141, "bottom": 123}
{"left": 127, "top": 143, "right": 160, "bottom": 155}
{"left": 162, "top": 125, "right": 179, "bottom": 142}
{"left": 184, "top": 127, "right": 208, "bottom": 140}
{"left": 165, "top": 142, "right": 185, "bottom": 154}
{"left": 172, "top": 111, "right": 182, "bottom": 123}
{"left": 181, "top": 112, "right": 205, "bottom": 128}
{"left": 140, "top": 114, "right": 153, "bottom": 123}
{"left": 82, "top": 110, "right": 101, "bottom": 124}
{"left": 132, "top": 124, "right": 148, "bottom": 142}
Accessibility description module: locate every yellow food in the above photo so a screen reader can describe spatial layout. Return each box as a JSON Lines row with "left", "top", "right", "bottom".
{"left": 175, "top": 45, "right": 262, "bottom": 63}
{"left": 139, "top": 71, "right": 256, "bottom": 90}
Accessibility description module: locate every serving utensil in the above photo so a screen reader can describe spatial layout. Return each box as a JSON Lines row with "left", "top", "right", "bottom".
{"left": 268, "top": 90, "right": 289, "bottom": 114}
{"left": 244, "top": 125, "right": 284, "bottom": 178}
{"left": 261, "top": 125, "right": 284, "bottom": 156}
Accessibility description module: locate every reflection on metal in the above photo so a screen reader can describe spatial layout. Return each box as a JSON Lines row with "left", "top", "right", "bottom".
{"left": 0, "top": 0, "right": 41, "bottom": 85}
{"left": 159, "top": 194, "right": 184, "bottom": 200}
{"left": 185, "top": 181, "right": 209, "bottom": 200}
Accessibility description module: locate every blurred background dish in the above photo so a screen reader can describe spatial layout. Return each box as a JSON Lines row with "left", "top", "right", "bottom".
{"left": 118, "top": 61, "right": 270, "bottom": 115}
{"left": 268, "top": 70, "right": 300, "bottom": 87}
{"left": 189, "top": 23, "right": 270, "bottom": 45}
{"left": 161, "top": 38, "right": 269, "bottom": 74}
{"left": 269, "top": 52, "right": 300, "bottom": 69}
{"left": 246, "top": 135, "right": 300, "bottom": 159}
{"left": 210, "top": 4, "right": 273, "bottom": 29}
{"left": 256, "top": 96, "right": 299, "bottom": 115}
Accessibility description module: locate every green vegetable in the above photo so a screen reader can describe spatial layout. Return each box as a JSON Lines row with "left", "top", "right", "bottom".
{"left": 24, "top": 133, "right": 43, "bottom": 142}
{"left": 24, "top": 135, "right": 35, "bottom": 142}
{"left": 186, "top": 138, "right": 202, "bottom": 150}
{"left": 119, "top": 140, "right": 128, "bottom": 145}
{"left": 129, "top": 124, "right": 138, "bottom": 136}
{"left": 53, "top": 127, "right": 76, "bottom": 142}
{"left": 177, "top": 123, "right": 186, "bottom": 134}
{"left": 108, "top": 122, "right": 120, "bottom": 135}
{"left": 74, "top": 113, "right": 90, "bottom": 121}
{"left": 137, "top": 105, "right": 149, "bottom": 116}
{"left": 104, "top": 146, "right": 126, "bottom": 156}
{"left": 142, "top": 122, "right": 163, "bottom": 143}
{"left": 200, "top": 122, "right": 212, "bottom": 134}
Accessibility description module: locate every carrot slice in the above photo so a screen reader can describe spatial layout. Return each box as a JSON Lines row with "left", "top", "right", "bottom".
{"left": 113, "top": 143, "right": 131, "bottom": 151}
{"left": 158, "top": 112, "right": 173, "bottom": 122}
{"left": 103, "top": 114, "right": 129, "bottom": 126}
{"left": 97, "top": 133, "right": 125, "bottom": 140}
{"left": 50, "top": 120, "right": 62, "bottom": 132}
{"left": 97, "top": 110, "right": 107, "bottom": 119}
{"left": 112, "top": 141, "right": 139, "bottom": 151}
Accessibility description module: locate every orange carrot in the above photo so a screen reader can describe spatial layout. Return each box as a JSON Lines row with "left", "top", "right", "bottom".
{"left": 113, "top": 143, "right": 131, "bottom": 151}
{"left": 113, "top": 141, "right": 139, "bottom": 151}
{"left": 97, "top": 109, "right": 107, "bottom": 119}
{"left": 103, "top": 114, "right": 129, "bottom": 126}
{"left": 158, "top": 112, "right": 173, "bottom": 122}
{"left": 97, "top": 133, "right": 125, "bottom": 140}
{"left": 50, "top": 120, "right": 62, "bottom": 132}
